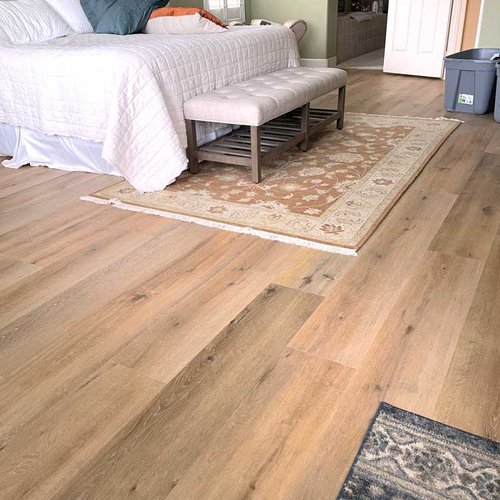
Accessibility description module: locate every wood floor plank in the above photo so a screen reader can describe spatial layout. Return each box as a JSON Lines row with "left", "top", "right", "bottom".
{"left": 0, "top": 164, "right": 64, "bottom": 182}
{"left": 0, "top": 238, "right": 305, "bottom": 451}
{"left": 318, "top": 73, "right": 443, "bottom": 118}
{"left": 0, "top": 201, "right": 111, "bottom": 255}
{"left": 288, "top": 188, "right": 457, "bottom": 368}
{"left": 383, "top": 251, "right": 484, "bottom": 416}
{"left": 0, "top": 173, "right": 115, "bottom": 236}
{"left": 485, "top": 126, "right": 500, "bottom": 154}
{"left": 272, "top": 246, "right": 351, "bottom": 296}
{"left": 52, "top": 285, "right": 322, "bottom": 499}
{"left": 429, "top": 153, "right": 500, "bottom": 260}
{"left": 0, "top": 258, "right": 40, "bottom": 292}
{"left": 0, "top": 211, "right": 170, "bottom": 327}
{"left": 433, "top": 230, "right": 500, "bottom": 440}
{"left": 112, "top": 238, "right": 289, "bottom": 383}
{"left": 0, "top": 167, "right": 68, "bottom": 198}
{"left": 0, "top": 229, "right": 229, "bottom": 439}
{"left": 0, "top": 363, "right": 164, "bottom": 500}
{"left": 9, "top": 211, "right": 147, "bottom": 270}
{"left": 0, "top": 171, "right": 106, "bottom": 214}
{"left": 0, "top": 221, "right": 211, "bottom": 379}
{"left": 168, "top": 349, "right": 353, "bottom": 500}
{"left": 381, "top": 78, "right": 444, "bottom": 117}
{"left": 0, "top": 203, "right": 131, "bottom": 265}
{"left": 412, "top": 124, "right": 495, "bottom": 195}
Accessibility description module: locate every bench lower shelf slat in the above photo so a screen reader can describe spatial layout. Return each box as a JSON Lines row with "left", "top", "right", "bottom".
{"left": 198, "top": 108, "right": 339, "bottom": 158}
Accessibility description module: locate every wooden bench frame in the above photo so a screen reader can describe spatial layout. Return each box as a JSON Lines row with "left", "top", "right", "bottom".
{"left": 185, "top": 85, "right": 346, "bottom": 183}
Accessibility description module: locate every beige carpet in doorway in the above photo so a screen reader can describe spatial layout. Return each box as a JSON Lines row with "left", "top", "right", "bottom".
{"left": 83, "top": 113, "right": 459, "bottom": 255}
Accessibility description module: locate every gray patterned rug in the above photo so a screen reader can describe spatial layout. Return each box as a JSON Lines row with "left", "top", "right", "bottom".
{"left": 338, "top": 403, "right": 499, "bottom": 499}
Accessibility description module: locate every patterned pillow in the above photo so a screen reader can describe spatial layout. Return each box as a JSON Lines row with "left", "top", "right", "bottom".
{"left": 150, "top": 7, "right": 226, "bottom": 28}
{"left": 81, "top": 0, "right": 170, "bottom": 35}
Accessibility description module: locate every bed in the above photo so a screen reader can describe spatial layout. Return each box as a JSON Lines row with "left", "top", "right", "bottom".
{"left": 0, "top": 25, "right": 299, "bottom": 191}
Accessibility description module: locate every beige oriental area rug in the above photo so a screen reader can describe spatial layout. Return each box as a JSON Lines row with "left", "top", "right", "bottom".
{"left": 83, "top": 113, "right": 460, "bottom": 255}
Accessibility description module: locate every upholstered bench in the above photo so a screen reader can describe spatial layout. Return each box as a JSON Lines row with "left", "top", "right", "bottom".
{"left": 183, "top": 67, "right": 348, "bottom": 183}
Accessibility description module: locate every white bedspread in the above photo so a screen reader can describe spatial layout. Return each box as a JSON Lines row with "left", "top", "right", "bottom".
{"left": 0, "top": 26, "right": 299, "bottom": 191}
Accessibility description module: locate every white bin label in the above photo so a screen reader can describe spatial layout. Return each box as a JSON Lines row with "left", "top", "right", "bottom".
{"left": 458, "top": 94, "right": 474, "bottom": 105}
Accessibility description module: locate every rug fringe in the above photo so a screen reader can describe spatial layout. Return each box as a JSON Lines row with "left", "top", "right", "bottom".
{"left": 347, "top": 112, "right": 464, "bottom": 123}
{"left": 81, "top": 195, "right": 358, "bottom": 256}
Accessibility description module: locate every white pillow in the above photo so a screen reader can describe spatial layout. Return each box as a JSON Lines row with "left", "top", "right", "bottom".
{"left": 44, "top": 0, "right": 93, "bottom": 34}
{"left": 0, "top": 0, "right": 73, "bottom": 44}
{"left": 143, "top": 13, "right": 227, "bottom": 35}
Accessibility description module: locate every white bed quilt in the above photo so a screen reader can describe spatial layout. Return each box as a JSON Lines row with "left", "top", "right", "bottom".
{"left": 0, "top": 26, "right": 299, "bottom": 191}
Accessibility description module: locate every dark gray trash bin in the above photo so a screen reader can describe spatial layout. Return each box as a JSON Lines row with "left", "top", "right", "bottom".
{"left": 495, "top": 62, "right": 500, "bottom": 123}
{"left": 444, "top": 48, "right": 499, "bottom": 114}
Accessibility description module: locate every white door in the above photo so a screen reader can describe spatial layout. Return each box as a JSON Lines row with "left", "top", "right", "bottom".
{"left": 383, "top": 0, "right": 454, "bottom": 78}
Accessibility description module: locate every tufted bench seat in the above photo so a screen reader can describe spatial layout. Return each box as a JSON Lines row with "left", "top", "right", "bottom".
{"left": 183, "top": 67, "right": 347, "bottom": 183}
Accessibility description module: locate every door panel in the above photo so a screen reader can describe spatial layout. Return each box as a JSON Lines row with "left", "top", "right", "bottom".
{"left": 384, "top": 0, "right": 454, "bottom": 78}
{"left": 392, "top": 0, "right": 412, "bottom": 51}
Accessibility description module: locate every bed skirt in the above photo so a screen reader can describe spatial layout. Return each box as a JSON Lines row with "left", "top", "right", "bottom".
{"left": 0, "top": 122, "right": 235, "bottom": 179}
{"left": 0, "top": 122, "right": 120, "bottom": 176}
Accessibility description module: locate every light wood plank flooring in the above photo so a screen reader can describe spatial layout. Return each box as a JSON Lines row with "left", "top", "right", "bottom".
{"left": 0, "top": 70, "right": 498, "bottom": 499}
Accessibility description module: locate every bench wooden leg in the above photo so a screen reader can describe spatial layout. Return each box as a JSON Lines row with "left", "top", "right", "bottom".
{"left": 300, "top": 103, "right": 310, "bottom": 152}
{"left": 337, "top": 85, "right": 346, "bottom": 130}
{"left": 185, "top": 119, "right": 199, "bottom": 174}
{"left": 251, "top": 126, "right": 262, "bottom": 183}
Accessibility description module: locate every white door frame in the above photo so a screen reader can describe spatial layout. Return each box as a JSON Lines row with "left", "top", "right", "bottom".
{"left": 447, "top": 0, "right": 469, "bottom": 54}
{"left": 474, "top": 0, "right": 486, "bottom": 47}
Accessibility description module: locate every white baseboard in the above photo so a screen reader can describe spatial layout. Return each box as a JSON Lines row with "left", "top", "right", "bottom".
{"left": 300, "top": 57, "right": 337, "bottom": 68}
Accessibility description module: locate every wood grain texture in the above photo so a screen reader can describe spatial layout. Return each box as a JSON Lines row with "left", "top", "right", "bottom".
{"left": 0, "top": 167, "right": 67, "bottom": 199}
{"left": 288, "top": 188, "right": 457, "bottom": 367}
{"left": 383, "top": 251, "right": 483, "bottom": 416}
{"left": 0, "top": 211, "right": 167, "bottom": 328}
{"left": 412, "top": 123, "right": 495, "bottom": 195}
{"left": 0, "top": 258, "right": 39, "bottom": 292}
{"left": 0, "top": 70, "right": 497, "bottom": 498}
{"left": 434, "top": 230, "right": 500, "bottom": 441}
{"left": 272, "top": 246, "right": 351, "bottom": 297}
{"left": 111, "top": 238, "right": 294, "bottom": 383}
{"left": 0, "top": 363, "right": 164, "bottom": 500}
{"left": 0, "top": 173, "right": 114, "bottom": 236}
{"left": 429, "top": 153, "right": 499, "bottom": 260}
{"left": 0, "top": 226, "right": 218, "bottom": 439}
{"left": 485, "top": 123, "right": 500, "bottom": 154}
{"left": 52, "top": 285, "right": 322, "bottom": 499}
{"left": 226, "top": 255, "right": 482, "bottom": 499}
{"left": 168, "top": 349, "right": 352, "bottom": 500}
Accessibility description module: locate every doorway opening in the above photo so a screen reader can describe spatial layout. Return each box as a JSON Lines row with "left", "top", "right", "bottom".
{"left": 337, "top": 0, "right": 389, "bottom": 71}
{"left": 336, "top": 1, "right": 469, "bottom": 78}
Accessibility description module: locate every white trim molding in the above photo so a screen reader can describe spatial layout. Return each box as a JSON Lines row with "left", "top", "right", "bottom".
{"left": 301, "top": 57, "right": 337, "bottom": 68}
{"left": 447, "top": 0, "right": 468, "bottom": 54}
{"left": 475, "top": 0, "right": 485, "bottom": 48}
